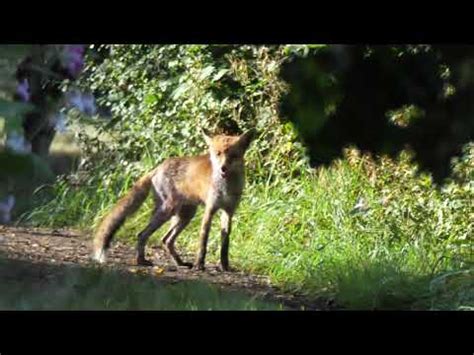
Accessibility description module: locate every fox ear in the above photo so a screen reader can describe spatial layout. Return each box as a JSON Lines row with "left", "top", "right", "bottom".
{"left": 237, "top": 129, "right": 256, "bottom": 151}
{"left": 201, "top": 128, "right": 212, "bottom": 145}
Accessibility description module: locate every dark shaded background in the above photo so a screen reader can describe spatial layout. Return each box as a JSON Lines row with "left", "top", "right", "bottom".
{"left": 280, "top": 45, "right": 474, "bottom": 182}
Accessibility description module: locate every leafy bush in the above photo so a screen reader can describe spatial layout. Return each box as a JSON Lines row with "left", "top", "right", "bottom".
{"left": 76, "top": 45, "right": 307, "bottom": 184}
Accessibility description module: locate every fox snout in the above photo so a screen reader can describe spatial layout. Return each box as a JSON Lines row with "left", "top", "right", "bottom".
{"left": 214, "top": 157, "right": 238, "bottom": 179}
{"left": 220, "top": 164, "right": 229, "bottom": 178}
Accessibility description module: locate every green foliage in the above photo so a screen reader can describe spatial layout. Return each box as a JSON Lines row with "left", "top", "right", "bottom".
{"left": 77, "top": 45, "right": 307, "bottom": 186}
{"left": 24, "top": 45, "right": 473, "bottom": 310}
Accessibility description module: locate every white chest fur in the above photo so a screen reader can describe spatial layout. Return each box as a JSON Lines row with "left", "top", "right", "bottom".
{"left": 209, "top": 172, "right": 244, "bottom": 210}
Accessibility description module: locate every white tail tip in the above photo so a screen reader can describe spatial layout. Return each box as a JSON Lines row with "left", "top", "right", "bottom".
{"left": 92, "top": 248, "right": 107, "bottom": 264}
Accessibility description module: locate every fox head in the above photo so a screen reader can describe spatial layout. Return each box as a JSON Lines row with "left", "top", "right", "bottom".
{"left": 202, "top": 129, "right": 255, "bottom": 179}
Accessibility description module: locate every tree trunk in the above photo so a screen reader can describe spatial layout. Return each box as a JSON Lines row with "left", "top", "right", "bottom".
{"left": 19, "top": 45, "right": 58, "bottom": 158}
{"left": 30, "top": 127, "right": 56, "bottom": 157}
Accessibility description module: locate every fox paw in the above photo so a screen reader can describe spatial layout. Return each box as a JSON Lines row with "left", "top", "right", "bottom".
{"left": 217, "top": 265, "right": 235, "bottom": 272}
{"left": 192, "top": 263, "right": 205, "bottom": 271}
{"left": 178, "top": 262, "right": 193, "bottom": 269}
{"left": 136, "top": 258, "right": 154, "bottom": 267}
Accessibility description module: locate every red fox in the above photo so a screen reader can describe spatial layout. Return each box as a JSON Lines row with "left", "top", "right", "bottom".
{"left": 92, "top": 129, "right": 255, "bottom": 271}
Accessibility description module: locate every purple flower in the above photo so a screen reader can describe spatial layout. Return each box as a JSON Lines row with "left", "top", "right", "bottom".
{"left": 66, "top": 90, "right": 96, "bottom": 116}
{"left": 50, "top": 112, "right": 68, "bottom": 133}
{"left": 67, "top": 90, "right": 85, "bottom": 111}
{"left": 81, "top": 93, "right": 96, "bottom": 116}
{"left": 66, "top": 58, "right": 84, "bottom": 78}
{"left": 5, "top": 132, "right": 31, "bottom": 154}
{"left": 69, "top": 45, "right": 85, "bottom": 54}
{"left": 0, "top": 195, "right": 15, "bottom": 224}
{"left": 62, "top": 45, "right": 86, "bottom": 78}
{"left": 16, "top": 79, "right": 30, "bottom": 102}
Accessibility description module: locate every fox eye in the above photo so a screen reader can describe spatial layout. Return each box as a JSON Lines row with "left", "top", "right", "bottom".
{"left": 216, "top": 151, "right": 222, "bottom": 156}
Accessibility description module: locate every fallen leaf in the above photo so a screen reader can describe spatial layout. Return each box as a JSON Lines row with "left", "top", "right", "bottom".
{"left": 153, "top": 267, "right": 165, "bottom": 276}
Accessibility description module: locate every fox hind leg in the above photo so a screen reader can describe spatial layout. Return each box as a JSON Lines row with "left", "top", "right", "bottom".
{"left": 163, "top": 205, "right": 197, "bottom": 268}
{"left": 136, "top": 205, "right": 172, "bottom": 266}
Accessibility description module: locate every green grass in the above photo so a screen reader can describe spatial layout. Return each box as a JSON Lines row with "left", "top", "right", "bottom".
{"left": 0, "top": 257, "right": 282, "bottom": 310}
{"left": 23, "top": 147, "right": 474, "bottom": 310}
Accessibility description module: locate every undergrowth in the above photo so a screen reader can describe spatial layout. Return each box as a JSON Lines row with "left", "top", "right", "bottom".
{"left": 24, "top": 145, "right": 474, "bottom": 310}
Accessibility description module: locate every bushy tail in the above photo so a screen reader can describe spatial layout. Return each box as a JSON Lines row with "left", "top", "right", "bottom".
{"left": 92, "top": 171, "right": 154, "bottom": 263}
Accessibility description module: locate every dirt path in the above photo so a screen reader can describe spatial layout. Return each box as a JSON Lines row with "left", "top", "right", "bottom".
{"left": 0, "top": 225, "right": 334, "bottom": 310}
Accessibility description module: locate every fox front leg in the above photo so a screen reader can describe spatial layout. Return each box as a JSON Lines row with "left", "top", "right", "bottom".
{"left": 193, "top": 206, "right": 216, "bottom": 271}
{"left": 219, "top": 209, "right": 233, "bottom": 272}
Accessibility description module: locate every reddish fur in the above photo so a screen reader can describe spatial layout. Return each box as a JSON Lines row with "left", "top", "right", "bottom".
{"left": 92, "top": 131, "right": 254, "bottom": 269}
{"left": 173, "top": 154, "right": 213, "bottom": 202}
{"left": 93, "top": 171, "right": 155, "bottom": 254}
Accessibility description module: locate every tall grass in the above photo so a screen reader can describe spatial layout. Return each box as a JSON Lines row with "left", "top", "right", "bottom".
{"left": 23, "top": 146, "right": 474, "bottom": 310}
